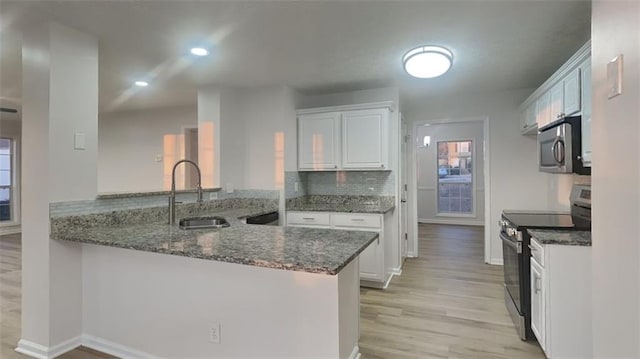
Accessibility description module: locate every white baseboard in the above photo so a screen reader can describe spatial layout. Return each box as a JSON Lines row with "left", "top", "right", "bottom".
{"left": 15, "top": 335, "right": 156, "bottom": 359}
{"left": 418, "top": 218, "right": 484, "bottom": 226}
{"left": 390, "top": 267, "right": 403, "bottom": 276}
{"left": 16, "top": 336, "right": 82, "bottom": 359}
{"left": 81, "top": 334, "right": 158, "bottom": 359}
{"left": 407, "top": 251, "right": 418, "bottom": 258}
{"left": 489, "top": 258, "right": 504, "bottom": 266}
{"left": 348, "top": 345, "right": 361, "bottom": 359}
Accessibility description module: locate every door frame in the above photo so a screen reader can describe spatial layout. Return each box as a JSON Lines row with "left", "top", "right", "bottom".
{"left": 409, "top": 116, "right": 492, "bottom": 264}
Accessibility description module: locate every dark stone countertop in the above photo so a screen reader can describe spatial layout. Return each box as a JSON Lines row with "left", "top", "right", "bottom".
{"left": 528, "top": 229, "right": 592, "bottom": 246}
{"left": 52, "top": 207, "right": 378, "bottom": 275}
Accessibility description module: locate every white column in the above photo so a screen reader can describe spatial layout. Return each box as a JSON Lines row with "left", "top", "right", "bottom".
{"left": 197, "top": 88, "right": 222, "bottom": 189}
{"left": 19, "top": 22, "right": 98, "bottom": 356}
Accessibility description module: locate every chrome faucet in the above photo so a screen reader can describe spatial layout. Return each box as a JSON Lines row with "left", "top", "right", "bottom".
{"left": 169, "top": 159, "right": 203, "bottom": 225}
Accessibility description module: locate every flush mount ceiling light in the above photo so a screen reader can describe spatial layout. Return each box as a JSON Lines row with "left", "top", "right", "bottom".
{"left": 190, "top": 47, "right": 209, "bottom": 56}
{"left": 402, "top": 45, "right": 453, "bottom": 79}
{"left": 134, "top": 80, "right": 149, "bottom": 87}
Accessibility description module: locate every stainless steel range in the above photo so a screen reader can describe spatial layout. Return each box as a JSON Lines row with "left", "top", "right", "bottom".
{"left": 500, "top": 184, "right": 591, "bottom": 340}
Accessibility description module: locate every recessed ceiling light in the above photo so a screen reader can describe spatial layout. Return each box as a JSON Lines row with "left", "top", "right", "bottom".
{"left": 402, "top": 45, "right": 453, "bottom": 79}
{"left": 134, "top": 80, "right": 149, "bottom": 87}
{"left": 190, "top": 47, "right": 209, "bottom": 56}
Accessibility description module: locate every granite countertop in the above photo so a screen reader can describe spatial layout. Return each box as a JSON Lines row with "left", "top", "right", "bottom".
{"left": 96, "top": 187, "right": 222, "bottom": 199}
{"left": 528, "top": 229, "right": 592, "bottom": 246}
{"left": 52, "top": 207, "right": 378, "bottom": 275}
{"left": 287, "top": 195, "right": 395, "bottom": 214}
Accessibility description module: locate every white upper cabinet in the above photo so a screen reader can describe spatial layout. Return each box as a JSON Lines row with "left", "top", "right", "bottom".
{"left": 580, "top": 58, "right": 592, "bottom": 167}
{"left": 298, "top": 112, "right": 340, "bottom": 170}
{"left": 519, "top": 39, "right": 591, "bottom": 161}
{"left": 521, "top": 102, "right": 537, "bottom": 134}
{"left": 536, "top": 91, "right": 552, "bottom": 129}
{"left": 297, "top": 102, "right": 393, "bottom": 171}
{"left": 549, "top": 81, "right": 564, "bottom": 124}
{"left": 563, "top": 67, "right": 581, "bottom": 116}
{"left": 342, "top": 108, "right": 389, "bottom": 170}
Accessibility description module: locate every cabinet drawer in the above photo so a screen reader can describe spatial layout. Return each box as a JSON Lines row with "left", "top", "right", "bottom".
{"left": 332, "top": 213, "right": 381, "bottom": 229}
{"left": 287, "top": 212, "right": 330, "bottom": 227}
{"left": 530, "top": 237, "right": 545, "bottom": 267}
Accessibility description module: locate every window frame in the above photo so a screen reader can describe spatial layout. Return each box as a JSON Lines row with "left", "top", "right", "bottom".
{"left": 0, "top": 135, "right": 20, "bottom": 227}
{"left": 435, "top": 138, "right": 476, "bottom": 218}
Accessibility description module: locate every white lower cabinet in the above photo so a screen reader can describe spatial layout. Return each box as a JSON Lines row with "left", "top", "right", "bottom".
{"left": 287, "top": 211, "right": 390, "bottom": 287}
{"left": 530, "top": 257, "right": 545, "bottom": 351}
{"left": 529, "top": 237, "right": 592, "bottom": 358}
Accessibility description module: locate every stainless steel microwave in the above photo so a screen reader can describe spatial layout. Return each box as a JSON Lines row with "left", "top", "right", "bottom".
{"left": 538, "top": 116, "right": 590, "bottom": 175}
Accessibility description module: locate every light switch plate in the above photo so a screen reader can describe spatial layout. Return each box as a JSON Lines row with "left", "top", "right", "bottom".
{"left": 226, "top": 183, "right": 234, "bottom": 194}
{"left": 154, "top": 155, "right": 162, "bottom": 162}
{"left": 607, "top": 54, "right": 623, "bottom": 99}
{"left": 74, "top": 133, "right": 86, "bottom": 150}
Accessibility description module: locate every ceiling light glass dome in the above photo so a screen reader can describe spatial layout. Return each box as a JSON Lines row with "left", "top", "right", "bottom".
{"left": 402, "top": 45, "right": 453, "bottom": 79}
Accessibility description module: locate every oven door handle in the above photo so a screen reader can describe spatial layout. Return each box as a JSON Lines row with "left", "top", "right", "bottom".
{"left": 500, "top": 232, "right": 522, "bottom": 254}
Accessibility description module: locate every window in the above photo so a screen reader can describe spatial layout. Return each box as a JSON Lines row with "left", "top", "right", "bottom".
{"left": 437, "top": 140, "right": 473, "bottom": 214}
{"left": 0, "top": 138, "right": 12, "bottom": 221}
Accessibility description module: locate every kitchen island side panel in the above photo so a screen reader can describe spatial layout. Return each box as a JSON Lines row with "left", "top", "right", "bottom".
{"left": 81, "top": 243, "right": 359, "bottom": 358}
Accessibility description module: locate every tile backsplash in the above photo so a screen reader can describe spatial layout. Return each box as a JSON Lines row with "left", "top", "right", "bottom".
{"left": 285, "top": 171, "right": 394, "bottom": 198}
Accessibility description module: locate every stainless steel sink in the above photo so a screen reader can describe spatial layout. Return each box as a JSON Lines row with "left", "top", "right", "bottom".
{"left": 179, "top": 216, "right": 230, "bottom": 230}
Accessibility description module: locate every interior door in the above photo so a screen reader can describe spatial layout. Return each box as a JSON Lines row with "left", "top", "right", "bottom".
{"left": 400, "top": 117, "right": 409, "bottom": 259}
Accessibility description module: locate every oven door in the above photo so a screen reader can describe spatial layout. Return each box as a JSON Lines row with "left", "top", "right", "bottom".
{"left": 501, "top": 231, "right": 523, "bottom": 311}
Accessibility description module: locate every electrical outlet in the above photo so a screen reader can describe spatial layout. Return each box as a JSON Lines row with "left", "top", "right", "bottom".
{"left": 294, "top": 182, "right": 299, "bottom": 193}
{"left": 209, "top": 192, "right": 218, "bottom": 200}
{"left": 226, "top": 183, "right": 234, "bottom": 194}
{"left": 154, "top": 155, "right": 162, "bottom": 162}
{"left": 209, "top": 323, "right": 221, "bottom": 344}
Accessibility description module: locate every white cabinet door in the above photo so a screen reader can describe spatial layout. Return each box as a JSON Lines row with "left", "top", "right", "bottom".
{"left": 298, "top": 113, "right": 340, "bottom": 170}
{"left": 549, "top": 81, "right": 564, "bottom": 122}
{"left": 531, "top": 258, "right": 546, "bottom": 351}
{"left": 358, "top": 237, "right": 383, "bottom": 281}
{"left": 536, "top": 91, "right": 552, "bottom": 128}
{"left": 564, "top": 68, "right": 581, "bottom": 116}
{"left": 521, "top": 103, "right": 537, "bottom": 134}
{"left": 580, "top": 59, "right": 592, "bottom": 167}
{"left": 341, "top": 108, "right": 389, "bottom": 170}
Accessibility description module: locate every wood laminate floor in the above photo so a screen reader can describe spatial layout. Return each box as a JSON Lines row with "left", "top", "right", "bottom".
{"left": 0, "top": 233, "right": 115, "bottom": 359}
{"left": 1, "top": 225, "right": 543, "bottom": 358}
{"left": 359, "top": 224, "right": 544, "bottom": 358}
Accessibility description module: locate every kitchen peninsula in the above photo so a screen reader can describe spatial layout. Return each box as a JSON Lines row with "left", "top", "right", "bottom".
{"left": 51, "top": 201, "right": 375, "bottom": 358}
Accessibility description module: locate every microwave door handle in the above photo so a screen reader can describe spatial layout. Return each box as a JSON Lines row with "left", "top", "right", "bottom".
{"left": 557, "top": 140, "right": 565, "bottom": 163}
{"left": 553, "top": 139, "right": 565, "bottom": 164}
{"left": 552, "top": 138, "right": 564, "bottom": 164}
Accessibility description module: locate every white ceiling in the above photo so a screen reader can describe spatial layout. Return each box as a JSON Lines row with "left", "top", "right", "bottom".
{"left": 0, "top": 0, "right": 591, "bottom": 114}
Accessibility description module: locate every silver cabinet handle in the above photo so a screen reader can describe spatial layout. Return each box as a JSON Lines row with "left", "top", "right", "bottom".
{"left": 534, "top": 276, "right": 542, "bottom": 293}
{"left": 302, "top": 217, "right": 315, "bottom": 220}
{"left": 351, "top": 218, "right": 365, "bottom": 222}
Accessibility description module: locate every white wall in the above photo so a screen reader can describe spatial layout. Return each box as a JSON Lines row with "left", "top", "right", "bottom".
{"left": 239, "top": 86, "right": 297, "bottom": 190}
{"left": 98, "top": 106, "right": 197, "bottom": 193}
{"left": 591, "top": 1, "right": 640, "bottom": 357}
{"left": 415, "top": 121, "right": 485, "bottom": 225}
{"left": 405, "top": 89, "right": 579, "bottom": 264}
{"left": 197, "top": 85, "right": 298, "bottom": 192}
